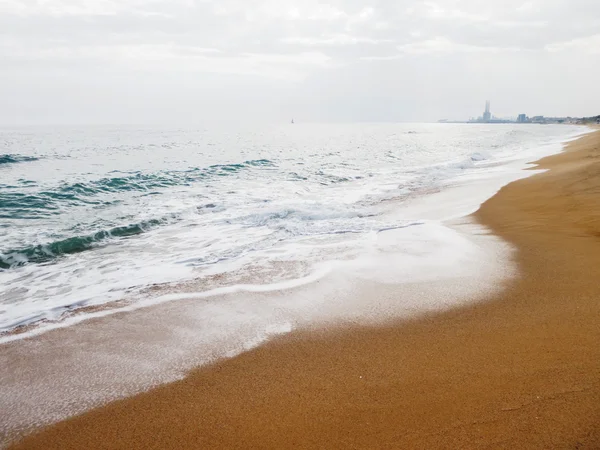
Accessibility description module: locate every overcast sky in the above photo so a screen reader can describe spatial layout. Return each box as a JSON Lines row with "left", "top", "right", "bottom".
{"left": 1, "top": 0, "right": 599, "bottom": 125}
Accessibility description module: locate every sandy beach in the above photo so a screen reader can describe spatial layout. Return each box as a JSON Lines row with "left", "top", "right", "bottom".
{"left": 9, "top": 128, "right": 600, "bottom": 449}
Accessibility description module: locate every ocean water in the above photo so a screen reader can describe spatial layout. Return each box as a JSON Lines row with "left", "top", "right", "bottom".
{"left": 0, "top": 123, "right": 586, "bottom": 339}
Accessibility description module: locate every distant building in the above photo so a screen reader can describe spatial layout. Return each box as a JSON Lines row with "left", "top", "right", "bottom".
{"left": 517, "top": 114, "right": 528, "bottom": 123}
{"left": 531, "top": 116, "right": 545, "bottom": 124}
{"left": 483, "top": 100, "right": 492, "bottom": 122}
{"left": 467, "top": 100, "right": 510, "bottom": 124}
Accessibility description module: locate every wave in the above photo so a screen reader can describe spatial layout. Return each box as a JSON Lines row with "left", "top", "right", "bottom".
{"left": 315, "top": 170, "right": 350, "bottom": 185}
{"left": 0, "top": 219, "right": 167, "bottom": 269}
{"left": 234, "top": 207, "right": 386, "bottom": 237}
{"left": 0, "top": 159, "right": 275, "bottom": 216}
{"left": 0, "top": 191, "right": 114, "bottom": 219}
{"left": 0, "top": 154, "right": 39, "bottom": 165}
{"left": 470, "top": 152, "right": 489, "bottom": 162}
{"left": 62, "top": 159, "right": 275, "bottom": 196}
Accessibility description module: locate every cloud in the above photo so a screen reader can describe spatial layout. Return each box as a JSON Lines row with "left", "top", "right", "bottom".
{"left": 282, "top": 34, "right": 393, "bottom": 46}
{"left": 0, "top": 0, "right": 599, "bottom": 124}
{"left": 396, "top": 36, "right": 524, "bottom": 54}
{"left": 545, "top": 33, "right": 600, "bottom": 53}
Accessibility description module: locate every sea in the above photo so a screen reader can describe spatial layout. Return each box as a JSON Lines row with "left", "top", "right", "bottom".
{"left": 0, "top": 122, "right": 590, "bottom": 442}
{"left": 0, "top": 123, "right": 587, "bottom": 340}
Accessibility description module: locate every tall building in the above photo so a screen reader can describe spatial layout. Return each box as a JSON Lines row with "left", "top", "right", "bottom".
{"left": 517, "top": 114, "right": 527, "bottom": 123}
{"left": 483, "top": 100, "right": 491, "bottom": 122}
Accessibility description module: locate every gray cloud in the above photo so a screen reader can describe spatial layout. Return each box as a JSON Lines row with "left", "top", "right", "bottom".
{"left": 1, "top": 0, "right": 599, "bottom": 124}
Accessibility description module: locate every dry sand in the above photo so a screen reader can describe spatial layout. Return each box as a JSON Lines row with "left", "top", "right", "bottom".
{"left": 10, "top": 129, "right": 600, "bottom": 449}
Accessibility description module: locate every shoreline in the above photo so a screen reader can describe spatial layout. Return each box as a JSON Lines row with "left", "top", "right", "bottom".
{"left": 0, "top": 219, "right": 515, "bottom": 447}
{"left": 8, "top": 128, "right": 600, "bottom": 449}
{"left": 0, "top": 125, "right": 584, "bottom": 343}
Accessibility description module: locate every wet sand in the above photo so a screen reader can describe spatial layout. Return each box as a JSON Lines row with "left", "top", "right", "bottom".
{"left": 10, "top": 129, "right": 600, "bottom": 449}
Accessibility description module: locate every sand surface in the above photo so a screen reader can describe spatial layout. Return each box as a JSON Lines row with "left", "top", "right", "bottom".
{"left": 10, "top": 129, "right": 600, "bottom": 449}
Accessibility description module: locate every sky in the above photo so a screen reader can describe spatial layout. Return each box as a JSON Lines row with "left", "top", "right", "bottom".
{"left": 1, "top": 0, "right": 599, "bottom": 125}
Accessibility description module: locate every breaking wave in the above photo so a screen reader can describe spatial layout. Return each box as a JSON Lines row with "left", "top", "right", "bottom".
{"left": 60, "top": 159, "right": 275, "bottom": 196}
{"left": 0, "top": 159, "right": 275, "bottom": 217}
{"left": 0, "top": 218, "right": 170, "bottom": 269}
{"left": 0, "top": 154, "right": 39, "bottom": 165}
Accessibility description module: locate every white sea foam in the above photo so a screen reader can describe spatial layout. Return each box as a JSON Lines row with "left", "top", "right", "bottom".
{"left": 0, "top": 124, "right": 589, "bottom": 336}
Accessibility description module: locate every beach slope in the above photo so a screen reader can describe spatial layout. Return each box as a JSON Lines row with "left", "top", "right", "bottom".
{"left": 10, "top": 130, "right": 600, "bottom": 449}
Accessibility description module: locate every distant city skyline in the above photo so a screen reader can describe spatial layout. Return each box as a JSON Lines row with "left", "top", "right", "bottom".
{"left": 436, "top": 99, "right": 595, "bottom": 125}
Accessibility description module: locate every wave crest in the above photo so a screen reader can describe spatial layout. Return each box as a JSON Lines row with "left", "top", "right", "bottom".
{"left": 0, "top": 154, "right": 38, "bottom": 165}
{"left": 0, "top": 159, "right": 276, "bottom": 216}
{"left": 0, "top": 219, "right": 167, "bottom": 269}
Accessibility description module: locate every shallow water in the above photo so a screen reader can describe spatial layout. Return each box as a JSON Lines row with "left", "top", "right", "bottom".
{"left": 0, "top": 218, "right": 514, "bottom": 445}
